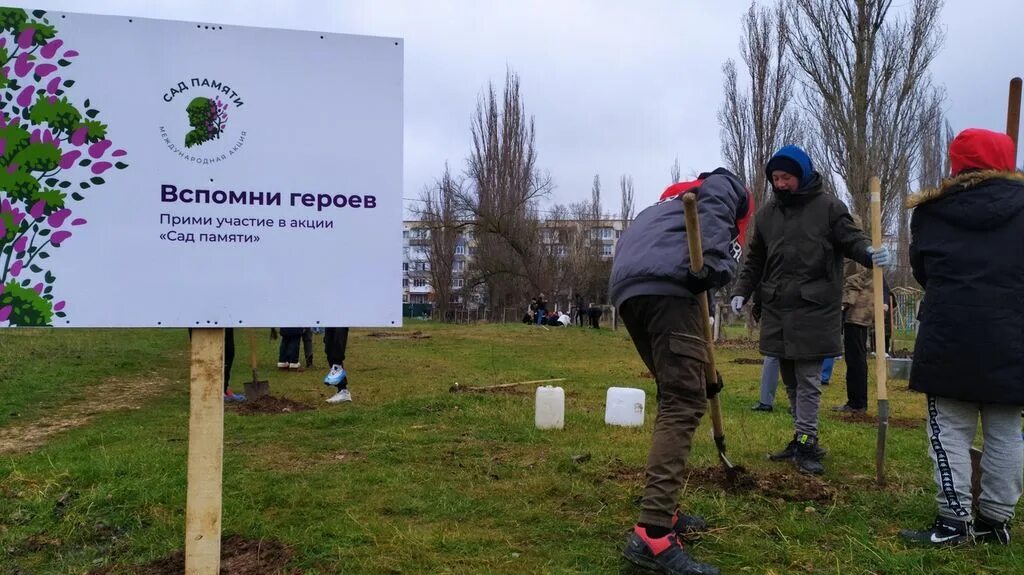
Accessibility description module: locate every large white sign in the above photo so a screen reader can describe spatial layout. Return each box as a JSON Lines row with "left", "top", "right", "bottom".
{"left": 0, "top": 7, "right": 403, "bottom": 328}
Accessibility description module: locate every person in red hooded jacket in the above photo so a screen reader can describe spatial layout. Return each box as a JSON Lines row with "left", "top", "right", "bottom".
{"left": 899, "top": 128, "right": 1024, "bottom": 546}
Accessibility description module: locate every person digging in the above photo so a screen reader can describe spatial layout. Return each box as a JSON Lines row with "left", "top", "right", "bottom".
{"left": 731, "top": 145, "right": 893, "bottom": 475}
{"left": 609, "top": 168, "right": 753, "bottom": 575}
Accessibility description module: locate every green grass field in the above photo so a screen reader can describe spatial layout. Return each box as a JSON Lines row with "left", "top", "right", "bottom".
{"left": 1, "top": 322, "right": 1021, "bottom": 574}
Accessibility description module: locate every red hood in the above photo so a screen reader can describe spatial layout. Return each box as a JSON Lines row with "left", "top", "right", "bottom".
{"left": 950, "top": 128, "right": 1017, "bottom": 176}
{"left": 659, "top": 177, "right": 755, "bottom": 248}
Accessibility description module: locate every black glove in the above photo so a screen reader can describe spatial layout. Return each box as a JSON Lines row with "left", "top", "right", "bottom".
{"left": 706, "top": 370, "right": 724, "bottom": 399}
{"left": 686, "top": 267, "right": 716, "bottom": 294}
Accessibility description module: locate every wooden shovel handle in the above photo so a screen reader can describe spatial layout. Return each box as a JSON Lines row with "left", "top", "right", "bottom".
{"left": 682, "top": 194, "right": 725, "bottom": 436}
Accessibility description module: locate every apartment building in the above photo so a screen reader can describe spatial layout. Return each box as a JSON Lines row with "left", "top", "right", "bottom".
{"left": 401, "top": 219, "right": 626, "bottom": 307}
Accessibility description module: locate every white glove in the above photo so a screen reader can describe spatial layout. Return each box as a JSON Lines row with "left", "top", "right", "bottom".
{"left": 867, "top": 246, "right": 893, "bottom": 268}
{"left": 730, "top": 296, "right": 745, "bottom": 314}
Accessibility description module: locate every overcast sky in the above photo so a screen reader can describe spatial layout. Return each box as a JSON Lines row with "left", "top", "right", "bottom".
{"left": 11, "top": 0, "right": 1024, "bottom": 214}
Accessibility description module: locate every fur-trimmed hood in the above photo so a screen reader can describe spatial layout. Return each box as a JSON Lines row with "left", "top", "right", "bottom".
{"left": 906, "top": 170, "right": 1024, "bottom": 230}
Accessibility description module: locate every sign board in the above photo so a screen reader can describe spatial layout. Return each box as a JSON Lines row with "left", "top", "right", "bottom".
{"left": 0, "top": 7, "right": 403, "bottom": 328}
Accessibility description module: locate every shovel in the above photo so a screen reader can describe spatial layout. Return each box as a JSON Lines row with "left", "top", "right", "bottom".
{"left": 243, "top": 329, "right": 270, "bottom": 401}
{"left": 682, "top": 192, "right": 742, "bottom": 478}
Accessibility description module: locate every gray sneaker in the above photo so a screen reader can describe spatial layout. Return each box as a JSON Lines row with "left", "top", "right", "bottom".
{"left": 326, "top": 389, "right": 352, "bottom": 404}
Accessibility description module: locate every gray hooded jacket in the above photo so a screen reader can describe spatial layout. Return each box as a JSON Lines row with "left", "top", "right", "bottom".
{"left": 609, "top": 168, "right": 749, "bottom": 308}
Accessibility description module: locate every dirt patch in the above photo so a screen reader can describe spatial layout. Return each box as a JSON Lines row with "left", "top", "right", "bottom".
{"left": 685, "top": 466, "right": 837, "bottom": 503}
{"left": 230, "top": 396, "right": 314, "bottom": 416}
{"left": 88, "top": 535, "right": 298, "bottom": 575}
{"left": 639, "top": 370, "right": 654, "bottom": 379}
{"left": 605, "top": 458, "right": 645, "bottom": 483}
{"left": 716, "top": 339, "right": 759, "bottom": 351}
{"left": 731, "top": 357, "right": 764, "bottom": 365}
{"left": 0, "top": 374, "right": 176, "bottom": 454}
{"left": 366, "top": 330, "right": 431, "bottom": 340}
{"left": 832, "top": 410, "right": 922, "bottom": 430}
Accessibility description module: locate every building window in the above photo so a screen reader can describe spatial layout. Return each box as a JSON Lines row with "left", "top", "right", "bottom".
{"left": 402, "top": 278, "right": 409, "bottom": 288}
{"left": 453, "top": 278, "right": 464, "bottom": 288}
{"left": 403, "top": 230, "right": 409, "bottom": 239}
{"left": 455, "top": 245, "right": 465, "bottom": 255}
{"left": 453, "top": 261, "right": 464, "bottom": 272}
{"left": 402, "top": 262, "right": 409, "bottom": 271}
{"left": 601, "top": 227, "right": 613, "bottom": 239}
{"left": 601, "top": 244, "right": 613, "bottom": 256}
{"left": 413, "top": 278, "right": 426, "bottom": 288}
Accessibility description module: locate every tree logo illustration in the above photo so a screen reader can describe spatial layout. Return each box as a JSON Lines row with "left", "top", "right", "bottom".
{"left": 185, "top": 95, "right": 228, "bottom": 148}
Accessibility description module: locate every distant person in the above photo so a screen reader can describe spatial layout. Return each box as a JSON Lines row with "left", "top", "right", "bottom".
{"left": 587, "top": 303, "right": 603, "bottom": 329}
{"left": 574, "top": 293, "right": 586, "bottom": 327}
{"left": 731, "top": 145, "right": 892, "bottom": 475}
{"left": 899, "top": 129, "right": 1024, "bottom": 546}
{"left": 557, "top": 310, "right": 571, "bottom": 327}
{"left": 277, "top": 328, "right": 304, "bottom": 370}
{"left": 535, "top": 293, "right": 548, "bottom": 325}
{"left": 302, "top": 328, "right": 315, "bottom": 369}
{"left": 833, "top": 262, "right": 890, "bottom": 414}
{"left": 323, "top": 327, "right": 352, "bottom": 404}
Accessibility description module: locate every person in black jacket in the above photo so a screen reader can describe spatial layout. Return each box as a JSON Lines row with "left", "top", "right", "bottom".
{"left": 899, "top": 128, "right": 1024, "bottom": 546}
{"left": 730, "top": 145, "right": 892, "bottom": 475}
{"left": 610, "top": 168, "right": 752, "bottom": 575}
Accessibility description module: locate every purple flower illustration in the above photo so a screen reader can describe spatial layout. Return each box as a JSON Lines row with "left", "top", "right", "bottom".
{"left": 0, "top": 8, "right": 130, "bottom": 326}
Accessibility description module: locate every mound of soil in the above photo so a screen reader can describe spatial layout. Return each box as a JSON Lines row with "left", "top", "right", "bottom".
{"left": 731, "top": 357, "right": 764, "bottom": 365}
{"left": 366, "top": 330, "right": 430, "bottom": 340}
{"left": 230, "top": 396, "right": 314, "bottom": 416}
{"left": 685, "top": 466, "right": 836, "bottom": 503}
{"left": 716, "top": 338, "right": 759, "bottom": 351}
{"left": 832, "top": 410, "right": 922, "bottom": 430}
{"left": 88, "top": 535, "right": 298, "bottom": 575}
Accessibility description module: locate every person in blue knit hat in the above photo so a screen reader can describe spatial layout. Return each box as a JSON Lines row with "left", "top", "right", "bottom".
{"left": 730, "top": 145, "right": 892, "bottom": 475}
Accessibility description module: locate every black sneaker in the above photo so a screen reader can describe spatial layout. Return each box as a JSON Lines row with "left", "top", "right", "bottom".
{"left": 975, "top": 514, "right": 1011, "bottom": 545}
{"left": 900, "top": 515, "right": 972, "bottom": 546}
{"left": 750, "top": 403, "right": 774, "bottom": 412}
{"left": 795, "top": 434, "right": 825, "bottom": 475}
{"left": 623, "top": 526, "right": 720, "bottom": 575}
{"left": 768, "top": 437, "right": 800, "bottom": 462}
{"left": 671, "top": 511, "right": 708, "bottom": 540}
{"left": 820, "top": 379, "right": 830, "bottom": 386}
{"left": 832, "top": 404, "right": 867, "bottom": 414}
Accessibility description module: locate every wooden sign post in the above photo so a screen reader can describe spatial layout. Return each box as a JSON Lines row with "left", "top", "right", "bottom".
{"left": 185, "top": 328, "right": 225, "bottom": 574}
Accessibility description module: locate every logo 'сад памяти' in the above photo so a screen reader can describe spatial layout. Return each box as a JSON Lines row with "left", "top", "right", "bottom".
{"left": 159, "top": 77, "right": 246, "bottom": 165}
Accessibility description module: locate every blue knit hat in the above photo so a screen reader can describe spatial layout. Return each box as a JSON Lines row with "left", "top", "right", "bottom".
{"left": 766, "top": 145, "right": 814, "bottom": 188}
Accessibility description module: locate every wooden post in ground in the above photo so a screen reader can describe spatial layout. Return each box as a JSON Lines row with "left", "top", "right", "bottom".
{"left": 185, "top": 328, "right": 224, "bottom": 574}
{"left": 870, "top": 178, "right": 889, "bottom": 486}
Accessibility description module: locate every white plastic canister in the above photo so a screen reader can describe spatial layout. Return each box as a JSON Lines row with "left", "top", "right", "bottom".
{"left": 605, "top": 387, "right": 646, "bottom": 427}
{"left": 535, "top": 386, "right": 565, "bottom": 430}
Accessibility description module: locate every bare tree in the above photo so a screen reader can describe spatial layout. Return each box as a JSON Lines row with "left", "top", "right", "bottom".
{"left": 787, "top": 0, "right": 944, "bottom": 231}
{"left": 718, "top": 1, "right": 803, "bottom": 208}
{"left": 459, "top": 69, "right": 552, "bottom": 319}
{"left": 414, "top": 164, "right": 464, "bottom": 321}
{"left": 619, "top": 174, "right": 635, "bottom": 231}
{"left": 893, "top": 88, "right": 952, "bottom": 286}
{"left": 670, "top": 157, "right": 681, "bottom": 184}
